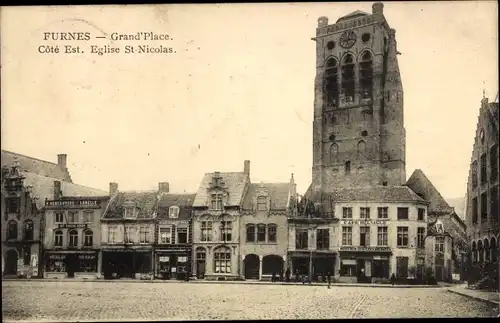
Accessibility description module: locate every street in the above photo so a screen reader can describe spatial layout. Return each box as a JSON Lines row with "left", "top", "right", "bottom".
{"left": 1, "top": 281, "right": 497, "bottom": 321}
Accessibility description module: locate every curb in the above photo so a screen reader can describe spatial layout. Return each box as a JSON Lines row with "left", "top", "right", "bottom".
{"left": 447, "top": 288, "right": 500, "bottom": 307}
{"left": 2, "top": 278, "right": 446, "bottom": 288}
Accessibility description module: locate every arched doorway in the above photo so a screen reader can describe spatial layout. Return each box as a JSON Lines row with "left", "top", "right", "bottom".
{"left": 195, "top": 247, "right": 206, "bottom": 279}
{"left": 484, "top": 238, "right": 490, "bottom": 263}
{"left": 244, "top": 254, "right": 259, "bottom": 279}
{"left": 262, "top": 255, "right": 284, "bottom": 276}
{"left": 491, "top": 238, "right": 497, "bottom": 262}
{"left": 5, "top": 250, "right": 18, "bottom": 275}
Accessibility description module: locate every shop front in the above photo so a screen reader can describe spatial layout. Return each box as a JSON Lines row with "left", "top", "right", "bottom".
{"left": 339, "top": 246, "right": 392, "bottom": 283}
{"left": 101, "top": 248, "right": 153, "bottom": 279}
{"left": 44, "top": 250, "right": 99, "bottom": 279}
{"left": 154, "top": 248, "right": 191, "bottom": 280}
{"left": 288, "top": 250, "right": 337, "bottom": 282}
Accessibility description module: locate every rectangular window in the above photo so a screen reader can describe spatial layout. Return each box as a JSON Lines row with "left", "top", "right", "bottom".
{"left": 84, "top": 232, "right": 93, "bottom": 247}
{"left": 417, "top": 208, "right": 425, "bottom": 221}
{"left": 377, "top": 227, "right": 388, "bottom": 246}
{"left": 360, "top": 226, "right": 370, "bottom": 246}
{"left": 220, "top": 221, "right": 232, "bottom": 242}
{"left": 417, "top": 227, "right": 425, "bottom": 248}
{"left": 257, "top": 196, "right": 267, "bottom": 211}
{"left": 6, "top": 198, "right": 20, "bottom": 213}
{"left": 83, "top": 211, "right": 94, "bottom": 223}
{"left": 124, "top": 207, "right": 135, "bottom": 219}
{"left": 125, "top": 226, "right": 136, "bottom": 243}
{"left": 54, "top": 233, "right": 63, "bottom": 247}
{"left": 316, "top": 229, "right": 330, "bottom": 250}
{"left": 295, "top": 229, "right": 308, "bottom": 249}
{"left": 480, "top": 153, "right": 487, "bottom": 184}
{"left": 55, "top": 212, "right": 64, "bottom": 223}
{"left": 481, "top": 192, "right": 488, "bottom": 222}
{"left": 268, "top": 225, "right": 277, "bottom": 243}
{"left": 397, "top": 207, "right": 409, "bottom": 220}
{"left": 214, "top": 250, "right": 231, "bottom": 274}
{"left": 246, "top": 225, "right": 255, "bottom": 242}
{"left": 169, "top": 206, "right": 179, "bottom": 218}
{"left": 472, "top": 197, "right": 478, "bottom": 224}
{"left": 377, "top": 207, "right": 388, "bottom": 219}
{"left": 397, "top": 226, "right": 409, "bottom": 247}
{"left": 342, "top": 226, "right": 353, "bottom": 246}
{"left": 69, "top": 232, "right": 78, "bottom": 247}
{"left": 211, "top": 193, "right": 223, "bottom": 210}
{"left": 177, "top": 227, "right": 188, "bottom": 244}
{"left": 108, "top": 226, "right": 117, "bottom": 243}
{"left": 491, "top": 187, "right": 499, "bottom": 223}
{"left": 159, "top": 227, "right": 171, "bottom": 244}
{"left": 396, "top": 256, "right": 409, "bottom": 278}
{"left": 139, "top": 226, "right": 150, "bottom": 243}
{"left": 342, "top": 207, "right": 353, "bottom": 218}
{"left": 257, "top": 225, "right": 266, "bottom": 242}
{"left": 201, "top": 221, "right": 213, "bottom": 242}
{"left": 491, "top": 145, "right": 498, "bottom": 182}
{"left": 360, "top": 207, "right": 370, "bottom": 219}
{"left": 435, "top": 236, "right": 445, "bottom": 253}
{"left": 68, "top": 211, "right": 78, "bottom": 223}
{"left": 472, "top": 161, "right": 478, "bottom": 188}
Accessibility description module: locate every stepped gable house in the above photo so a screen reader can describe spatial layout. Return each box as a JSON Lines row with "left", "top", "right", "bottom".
{"left": 191, "top": 161, "right": 251, "bottom": 280}
{"left": 100, "top": 183, "right": 158, "bottom": 279}
{"left": 239, "top": 174, "right": 296, "bottom": 280}
{"left": 154, "top": 185, "right": 195, "bottom": 280}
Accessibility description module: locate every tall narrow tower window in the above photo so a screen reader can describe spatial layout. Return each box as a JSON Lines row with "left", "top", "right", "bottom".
{"left": 359, "top": 51, "right": 373, "bottom": 99}
{"left": 341, "top": 54, "right": 355, "bottom": 103}
{"left": 357, "top": 140, "right": 366, "bottom": 154}
{"left": 324, "top": 58, "right": 339, "bottom": 109}
{"left": 330, "top": 143, "right": 339, "bottom": 164}
{"left": 345, "top": 161, "right": 351, "bottom": 174}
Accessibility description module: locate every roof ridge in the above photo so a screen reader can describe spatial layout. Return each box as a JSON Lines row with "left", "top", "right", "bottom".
{"left": 2, "top": 149, "right": 59, "bottom": 167}
{"left": 22, "top": 171, "right": 106, "bottom": 192}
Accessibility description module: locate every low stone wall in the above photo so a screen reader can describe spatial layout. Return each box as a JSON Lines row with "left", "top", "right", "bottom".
{"left": 75, "top": 272, "right": 98, "bottom": 280}
{"left": 44, "top": 272, "right": 68, "bottom": 279}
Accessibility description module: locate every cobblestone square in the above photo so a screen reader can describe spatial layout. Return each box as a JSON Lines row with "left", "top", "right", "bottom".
{"left": 1, "top": 281, "right": 497, "bottom": 321}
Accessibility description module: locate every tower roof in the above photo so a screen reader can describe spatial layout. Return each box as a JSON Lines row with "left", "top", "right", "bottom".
{"left": 336, "top": 10, "right": 370, "bottom": 23}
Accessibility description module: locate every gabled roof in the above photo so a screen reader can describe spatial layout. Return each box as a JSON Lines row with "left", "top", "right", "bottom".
{"left": 192, "top": 172, "right": 249, "bottom": 207}
{"left": 242, "top": 183, "right": 291, "bottom": 211}
{"left": 336, "top": 10, "right": 370, "bottom": 23}
{"left": 22, "top": 172, "right": 107, "bottom": 209}
{"left": 323, "top": 186, "right": 427, "bottom": 203}
{"left": 103, "top": 191, "right": 158, "bottom": 219}
{"left": 157, "top": 193, "right": 196, "bottom": 220}
{"left": 1, "top": 150, "right": 72, "bottom": 182}
{"left": 405, "top": 169, "right": 454, "bottom": 214}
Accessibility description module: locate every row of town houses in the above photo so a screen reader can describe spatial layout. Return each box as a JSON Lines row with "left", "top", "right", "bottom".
{"left": 1, "top": 151, "right": 470, "bottom": 283}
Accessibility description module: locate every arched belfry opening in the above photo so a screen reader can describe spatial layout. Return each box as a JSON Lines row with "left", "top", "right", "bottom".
{"left": 324, "top": 58, "right": 339, "bottom": 109}
{"left": 341, "top": 54, "right": 355, "bottom": 104}
{"left": 359, "top": 51, "right": 373, "bottom": 99}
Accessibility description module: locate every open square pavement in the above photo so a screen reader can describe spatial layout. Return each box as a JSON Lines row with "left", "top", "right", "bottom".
{"left": 2, "top": 281, "right": 498, "bottom": 321}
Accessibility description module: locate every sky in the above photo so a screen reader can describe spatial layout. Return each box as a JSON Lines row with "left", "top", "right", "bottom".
{"left": 1, "top": 2, "right": 498, "bottom": 200}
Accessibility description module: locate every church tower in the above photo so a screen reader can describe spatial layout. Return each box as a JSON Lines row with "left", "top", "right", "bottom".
{"left": 311, "top": 2, "right": 406, "bottom": 204}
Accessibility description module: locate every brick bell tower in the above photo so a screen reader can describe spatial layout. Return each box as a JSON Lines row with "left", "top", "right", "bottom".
{"left": 311, "top": 2, "right": 406, "bottom": 205}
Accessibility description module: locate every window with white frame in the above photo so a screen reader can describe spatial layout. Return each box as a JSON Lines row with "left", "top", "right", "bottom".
{"left": 177, "top": 227, "right": 188, "bottom": 244}
{"left": 201, "top": 221, "right": 213, "bottom": 242}
{"left": 159, "top": 227, "right": 172, "bottom": 244}
{"left": 210, "top": 193, "right": 223, "bottom": 210}
{"left": 124, "top": 207, "right": 136, "bottom": 219}
{"left": 213, "top": 246, "right": 231, "bottom": 273}
{"left": 169, "top": 206, "right": 180, "bottom": 218}
{"left": 220, "top": 221, "right": 232, "bottom": 242}
{"left": 435, "top": 236, "right": 445, "bottom": 253}
{"left": 55, "top": 212, "right": 64, "bottom": 223}
{"left": 108, "top": 226, "right": 118, "bottom": 244}
{"left": 83, "top": 211, "right": 94, "bottom": 223}
{"left": 83, "top": 230, "right": 93, "bottom": 247}
{"left": 342, "top": 207, "right": 353, "bottom": 219}
{"left": 68, "top": 230, "right": 78, "bottom": 247}
{"left": 377, "top": 207, "right": 388, "bottom": 219}
{"left": 54, "top": 230, "right": 63, "bottom": 247}
{"left": 377, "top": 227, "right": 388, "bottom": 246}
{"left": 139, "top": 226, "right": 150, "bottom": 243}
{"left": 124, "top": 226, "right": 136, "bottom": 243}
{"left": 360, "top": 207, "right": 370, "bottom": 219}
{"left": 397, "top": 226, "right": 409, "bottom": 247}
{"left": 342, "top": 226, "right": 353, "bottom": 245}
{"left": 267, "top": 224, "right": 277, "bottom": 243}
{"left": 68, "top": 211, "right": 78, "bottom": 223}
{"left": 257, "top": 196, "right": 267, "bottom": 211}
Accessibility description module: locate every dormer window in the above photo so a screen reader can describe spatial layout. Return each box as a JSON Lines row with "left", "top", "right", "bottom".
{"left": 169, "top": 206, "right": 180, "bottom": 218}
{"left": 211, "top": 193, "right": 223, "bottom": 210}
{"left": 124, "top": 207, "right": 136, "bottom": 219}
{"left": 257, "top": 196, "right": 267, "bottom": 211}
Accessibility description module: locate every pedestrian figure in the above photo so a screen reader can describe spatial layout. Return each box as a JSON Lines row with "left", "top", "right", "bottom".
{"left": 295, "top": 269, "right": 300, "bottom": 282}
{"left": 285, "top": 267, "right": 291, "bottom": 282}
{"left": 272, "top": 271, "right": 276, "bottom": 282}
{"left": 327, "top": 271, "right": 331, "bottom": 289}
{"left": 279, "top": 269, "right": 283, "bottom": 282}
{"left": 390, "top": 273, "right": 396, "bottom": 286}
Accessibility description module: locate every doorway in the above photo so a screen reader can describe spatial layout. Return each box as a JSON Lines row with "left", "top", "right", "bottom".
{"left": 66, "top": 254, "right": 78, "bottom": 278}
{"left": 5, "top": 250, "right": 18, "bottom": 275}
{"left": 357, "top": 259, "right": 366, "bottom": 283}
{"left": 244, "top": 254, "right": 260, "bottom": 279}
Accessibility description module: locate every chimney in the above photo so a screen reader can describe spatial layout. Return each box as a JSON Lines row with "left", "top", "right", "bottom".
{"left": 372, "top": 2, "right": 384, "bottom": 14}
{"left": 317, "top": 16, "right": 328, "bottom": 28}
{"left": 244, "top": 160, "right": 250, "bottom": 177}
{"left": 158, "top": 182, "right": 170, "bottom": 194}
{"left": 109, "top": 182, "right": 118, "bottom": 196}
{"left": 57, "top": 154, "right": 67, "bottom": 169}
{"left": 53, "top": 181, "right": 61, "bottom": 199}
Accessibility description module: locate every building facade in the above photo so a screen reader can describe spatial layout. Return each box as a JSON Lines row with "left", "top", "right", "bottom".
{"left": 100, "top": 183, "right": 157, "bottom": 279}
{"left": 191, "top": 161, "right": 250, "bottom": 280}
{"left": 154, "top": 185, "right": 195, "bottom": 280}
{"left": 42, "top": 181, "right": 108, "bottom": 279}
{"left": 465, "top": 95, "right": 499, "bottom": 285}
{"left": 240, "top": 175, "right": 295, "bottom": 280}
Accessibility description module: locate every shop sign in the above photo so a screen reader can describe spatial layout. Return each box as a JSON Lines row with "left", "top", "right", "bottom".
{"left": 78, "top": 254, "right": 96, "bottom": 260}
{"left": 159, "top": 256, "right": 170, "bottom": 262}
{"left": 340, "top": 246, "right": 392, "bottom": 252}
{"left": 58, "top": 224, "right": 88, "bottom": 229}
{"left": 340, "top": 219, "right": 389, "bottom": 225}
{"left": 49, "top": 254, "right": 66, "bottom": 260}
{"left": 178, "top": 256, "right": 187, "bottom": 263}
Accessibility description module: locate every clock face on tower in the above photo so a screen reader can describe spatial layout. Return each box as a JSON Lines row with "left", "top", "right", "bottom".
{"left": 340, "top": 30, "right": 357, "bottom": 49}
